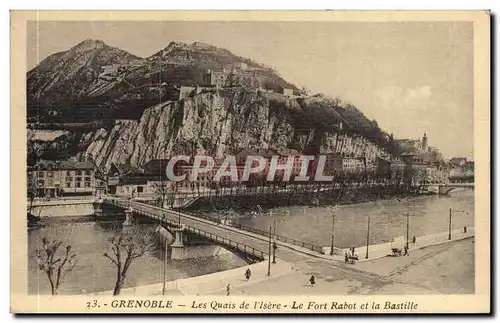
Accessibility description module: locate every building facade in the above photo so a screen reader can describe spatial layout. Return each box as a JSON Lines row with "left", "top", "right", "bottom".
{"left": 203, "top": 69, "right": 263, "bottom": 88}
{"left": 449, "top": 157, "right": 468, "bottom": 167}
{"left": 28, "top": 160, "right": 95, "bottom": 198}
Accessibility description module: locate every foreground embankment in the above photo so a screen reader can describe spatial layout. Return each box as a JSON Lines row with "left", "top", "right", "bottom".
{"left": 29, "top": 199, "right": 96, "bottom": 217}
{"left": 91, "top": 259, "right": 292, "bottom": 296}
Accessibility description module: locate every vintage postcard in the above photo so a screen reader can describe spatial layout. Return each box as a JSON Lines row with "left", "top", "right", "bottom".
{"left": 11, "top": 10, "right": 490, "bottom": 314}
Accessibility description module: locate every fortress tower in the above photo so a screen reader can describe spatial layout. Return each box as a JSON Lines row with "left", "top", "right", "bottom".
{"left": 422, "top": 132, "right": 428, "bottom": 151}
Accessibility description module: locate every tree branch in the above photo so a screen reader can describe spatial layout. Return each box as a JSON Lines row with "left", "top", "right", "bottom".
{"left": 103, "top": 252, "right": 118, "bottom": 266}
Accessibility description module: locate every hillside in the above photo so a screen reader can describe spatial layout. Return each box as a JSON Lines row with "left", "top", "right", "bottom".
{"left": 27, "top": 40, "right": 299, "bottom": 122}
{"left": 27, "top": 39, "right": 401, "bottom": 169}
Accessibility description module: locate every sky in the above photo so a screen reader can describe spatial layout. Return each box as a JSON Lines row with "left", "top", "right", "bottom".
{"left": 27, "top": 21, "right": 474, "bottom": 159}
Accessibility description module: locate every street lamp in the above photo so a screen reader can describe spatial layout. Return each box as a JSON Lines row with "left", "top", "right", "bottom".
{"left": 448, "top": 208, "right": 468, "bottom": 240}
{"left": 406, "top": 212, "right": 410, "bottom": 249}
{"left": 365, "top": 214, "right": 371, "bottom": 259}
{"left": 330, "top": 207, "right": 336, "bottom": 256}
{"left": 271, "top": 211, "right": 277, "bottom": 264}
{"left": 267, "top": 225, "right": 272, "bottom": 276}
{"left": 162, "top": 240, "right": 168, "bottom": 295}
{"left": 271, "top": 211, "right": 276, "bottom": 239}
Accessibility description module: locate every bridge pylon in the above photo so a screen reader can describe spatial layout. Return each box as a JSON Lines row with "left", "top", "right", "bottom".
{"left": 93, "top": 199, "right": 104, "bottom": 217}
{"left": 123, "top": 207, "right": 135, "bottom": 226}
{"left": 170, "top": 225, "right": 186, "bottom": 260}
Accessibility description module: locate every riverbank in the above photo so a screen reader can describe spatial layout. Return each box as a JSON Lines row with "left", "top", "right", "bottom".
{"left": 323, "top": 227, "right": 475, "bottom": 262}
{"left": 185, "top": 185, "right": 433, "bottom": 213}
{"left": 89, "top": 229, "right": 474, "bottom": 296}
{"left": 29, "top": 199, "right": 96, "bottom": 217}
{"left": 91, "top": 259, "right": 292, "bottom": 296}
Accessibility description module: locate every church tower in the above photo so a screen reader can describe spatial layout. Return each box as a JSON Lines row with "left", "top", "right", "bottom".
{"left": 422, "top": 131, "right": 428, "bottom": 151}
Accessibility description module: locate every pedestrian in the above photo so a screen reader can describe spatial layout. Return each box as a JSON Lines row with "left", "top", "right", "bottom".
{"left": 351, "top": 247, "right": 356, "bottom": 257}
{"left": 404, "top": 243, "right": 409, "bottom": 256}
{"left": 245, "top": 268, "right": 251, "bottom": 281}
{"left": 226, "top": 283, "right": 231, "bottom": 296}
{"left": 309, "top": 274, "right": 316, "bottom": 287}
{"left": 344, "top": 252, "right": 349, "bottom": 264}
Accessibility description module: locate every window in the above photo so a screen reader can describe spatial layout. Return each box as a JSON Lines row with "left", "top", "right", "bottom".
{"left": 84, "top": 182, "right": 91, "bottom": 188}
{"left": 47, "top": 171, "right": 54, "bottom": 178}
{"left": 76, "top": 171, "right": 82, "bottom": 176}
{"left": 85, "top": 170, "right": 91, "bottom": 176}
{"left": 66, "top": 182, "right": 71, "bottom": 188}
{"left": 38, "top": 171, "right": 44, "bottom": 178}
{"left": 37, "top": 180, "right": 45, "bottom": 186}
{"left": 66, "top": 177, "right": 73, "bottom": 183}
{"left": 76, "top": 177, "right": 82, "bottom": 182}
{"left": 137, "top": 186, "right": 143, "bottom": 193}
{"left": 66, "top": 171, "right": 71, "bottom": 176}
{"left": 76, "top": 182, "right": 81, "bottom": 188}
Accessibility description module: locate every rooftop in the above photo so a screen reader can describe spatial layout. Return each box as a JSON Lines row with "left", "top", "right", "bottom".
{"left": 30, "top": 160, "right": 94, "bottom": 170}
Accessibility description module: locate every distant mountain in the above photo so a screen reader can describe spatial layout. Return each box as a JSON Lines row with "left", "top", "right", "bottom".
{"left": 27, "top": 39, "right": 299, "bottom": 122}
{"left": 27, "top": 39, "right": 145, "bottom": 120}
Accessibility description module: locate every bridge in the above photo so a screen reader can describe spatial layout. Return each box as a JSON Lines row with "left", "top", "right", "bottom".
{"left": 427, "top": 182, "right": 474, "bottom": 195}
{"left": 99, "top": 198, "right": 326, "bottom": 264}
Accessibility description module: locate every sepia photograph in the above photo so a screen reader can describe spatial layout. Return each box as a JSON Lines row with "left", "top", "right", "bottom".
{"left": 11, "top": 10, "right": 490, "bottom": 314}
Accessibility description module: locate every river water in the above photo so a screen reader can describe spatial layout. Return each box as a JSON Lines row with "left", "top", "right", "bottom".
{"left": 28, "top": 220, "right": 247, "bottom": 295}
{"left": 28, "top": 190, "right": 474, "bottom": 295}
{"left": 232, "top": 190, "right": 475, "bottom": 248}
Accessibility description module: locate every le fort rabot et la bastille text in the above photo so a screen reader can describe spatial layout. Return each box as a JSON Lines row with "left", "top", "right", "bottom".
{"left": 100, "top": 299, "right": 418, "bottom": 311}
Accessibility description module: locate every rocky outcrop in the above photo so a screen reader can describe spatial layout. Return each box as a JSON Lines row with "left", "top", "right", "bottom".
{"left": 78, "top": 88, "right": 391, "bottom": 171}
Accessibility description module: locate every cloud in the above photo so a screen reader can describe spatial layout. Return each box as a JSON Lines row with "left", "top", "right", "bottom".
{"left": 374, "top": 85, "right": 434, "bottom": 111}
{"left": 370, "top": 85, "right": 472, "bottom": 158}
{"left": 405, "top": 85, "right": 432, "bottom": 103}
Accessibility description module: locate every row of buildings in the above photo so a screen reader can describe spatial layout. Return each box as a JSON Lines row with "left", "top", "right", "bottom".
{"left": 27, "top": 160, "right": 101, "bottom": 198}
{"left": 27, "top": 134, "right": 464, "bottom": 199}
{"left": 27, "top": 145, "right": 453, "bottom": 199}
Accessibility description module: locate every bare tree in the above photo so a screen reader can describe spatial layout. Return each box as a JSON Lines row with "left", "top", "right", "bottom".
{"left": 36, "top": 230, "right": 78, "bottom": 295}
{"left": 103, "top": 225, "right": 156, "bottom": 296}
{"left": 27, "top": 177, "right": 38, "bottom": 216}
{"left": 167, "top": 181, "right": 181, "bottom": 209}
{"left": 152, "top": 180, "right": 168, "bottom": 207}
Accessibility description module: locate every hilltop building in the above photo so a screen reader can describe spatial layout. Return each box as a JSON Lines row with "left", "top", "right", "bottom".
{"left": 449, "top": 157, "right": 468, "bottom": 167}
{"left": 203, "top": 68, "right": 264, "bottom": 88}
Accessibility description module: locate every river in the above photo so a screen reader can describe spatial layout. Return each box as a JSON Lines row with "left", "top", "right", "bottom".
{"left": 232, "top": 189, "right": 475, "bottom": 248}
{"left": 28, "top": 220, "right": 247, "bottom": 295}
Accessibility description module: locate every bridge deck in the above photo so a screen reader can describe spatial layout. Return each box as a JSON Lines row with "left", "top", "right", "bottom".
{"left": 104, "top": 199, "right": 316, "bottom": 263}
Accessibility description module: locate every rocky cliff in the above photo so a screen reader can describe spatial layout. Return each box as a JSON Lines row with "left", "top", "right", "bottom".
{"left": 76, "top": 88, "right": 391, "bottom": 171}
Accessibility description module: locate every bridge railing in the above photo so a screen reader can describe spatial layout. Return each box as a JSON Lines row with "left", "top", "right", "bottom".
{"left": 185, "top": 226, "right": 266, "bottom": 260}
{"left": 230, "top": 224, "right": 324, "bottom": 253}
{"left": 187, "top": 212, "right": 323, "bottom": 253}
{"left": 104, "top": 199, "right": 267, "bottom": 260}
